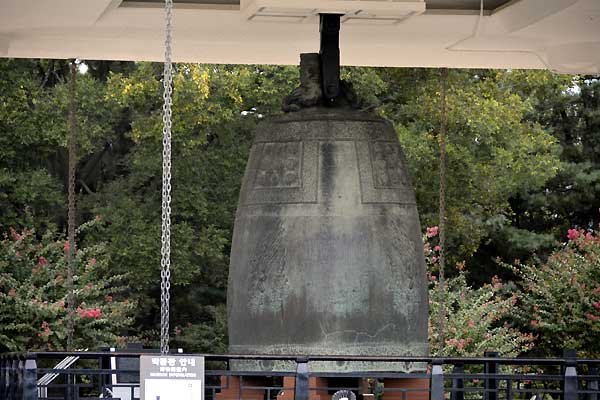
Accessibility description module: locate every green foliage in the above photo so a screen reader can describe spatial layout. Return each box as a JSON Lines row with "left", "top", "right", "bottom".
{"left": 505, "top": 228, "right": 600, "bottom": 357}
{"left": 170, "top": 304, "right": 228, "bottom": 354}
{"left": 0, "top": 222, "right": 135, "bottom": 352}
{"left": 0, "top": 168, "right": 65, "bottom": 232}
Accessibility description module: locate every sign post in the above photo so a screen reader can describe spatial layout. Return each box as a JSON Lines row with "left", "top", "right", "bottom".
{"left": 140, "top": 355, "right": 204, "bottom": 400}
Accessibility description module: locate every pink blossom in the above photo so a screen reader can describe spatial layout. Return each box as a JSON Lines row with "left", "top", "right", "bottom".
{"left": 430, "top": 274, "right": 437, "bottom": 282}
{"left": 9, "top": 228, "right": 22, "bottom": 241}
{"left": 77, "top": 307, "right": 102, "bottom": 319}
{"left": 39, "top": 321, "right": 51, "bottom": 337}
{"left": 594, "top": 301, "right": 600, "bottom": 309}
{"left": 89, "top": 258, "right": 97, "bottom": 265}
{"left": 63, "top": 241, "right": 70, "bottom": 253}
{"left": 567, "top": 229, "right": 580, "bottom": 241}
{"left": 586, "top": 232, "right": 594, "bottom": 240}
{"left": 468, "top": 319, "right": 475, "bottom": 328}
{"left": 38, "top": 256, "right": 49, "bottom": 266}
{"left": 426, "top": 226, "right": 439, "bottom": 238}
{"left": 491, "top": 275, "right": 503, "bottom": 290}
{"left": 586, "top": 313, "right": 599, "bottom": 322}
{"left": 530, "top": 320, "right": 540, "bottom": 328}
{"left": 431, "top": 256, "right": 439, "bottom": 264}
{"left": 434, "top": 245, "right": 442, "bottom": 252}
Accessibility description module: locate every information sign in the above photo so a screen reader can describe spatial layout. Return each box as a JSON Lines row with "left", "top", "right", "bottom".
{"left": 140, "top": 355, "right": 204, "bottom": 400}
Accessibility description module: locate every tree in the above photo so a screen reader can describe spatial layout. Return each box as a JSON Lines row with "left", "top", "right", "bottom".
{"left": 501, "top": 73, "right": 600, "bottom": 259}
{"left": 374, "top": 69, "right": 560, "bottom": 273}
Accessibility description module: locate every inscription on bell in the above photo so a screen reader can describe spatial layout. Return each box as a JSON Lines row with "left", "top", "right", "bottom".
{"left": 255, "top": 142, "right": 302, "bottom": 189}
{"left": 371, "top": 141, "right": 405, "bottom": 188}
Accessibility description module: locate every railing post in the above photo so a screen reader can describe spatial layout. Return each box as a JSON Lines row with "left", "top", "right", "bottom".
{"left": 431, "top": 361, "right": 444, "bottom": 400}
{"left": 589, "top": 365, "right": 598, "bottom": 400}
{"left": 564, "top": 359, "right": 578, "bottom": 400}
{"left": 17, "top": 359, "right": 25, "bottom": 399}
{"left": 8, "top": 359, "right": 18, "bottom": 400}
{"left": 562, "top": 349, "right": 577, "bottom": 400}
{"left": 484, "top": 352, "right": 499, "bottom": 400}
{"left": 451, "top": 363, "right": 464, "bottom": 400}
{"left": 0, "top": 358, "right": 5, "bottom": 400}
{"left": 22, "top": 359, "right": 37, "bottom": 400}
{"left": 295, "top": 358, "right": 309, "bottom": 400}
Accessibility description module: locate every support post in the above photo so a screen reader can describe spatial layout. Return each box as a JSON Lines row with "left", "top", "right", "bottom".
{"left": 17, "top": 360, "right": 24, "bottom": 399}
{"left": 588, "top": 365, "right": 598, "bottom": 400}
{"left": 10, "top": 359, "right": 20, "bottom": 400}
{"left": 484, "top": 352, "right": 499, "bottom": 400}
{"left": 431, "top": 362, "right": 444, "bottom": 400}
{"left": 451, "top": 364, "right": 464, "bottom": 400}
{"left": 564, "top": 353, "right": 578, "bottom": 400}
{"left": 319, "top": 14, "right": 341, "bottom": 105}
{"left": 562, "top": 349, "right": 577, "bottom": 400}
{"left": 22, "top": 359, "right": 37, "bottom": 400}
{"left": 295, "top": 358, "right": 310, "bottom": 400}
{"left": 0, "top": 359, "right": 6, "bottom": 400}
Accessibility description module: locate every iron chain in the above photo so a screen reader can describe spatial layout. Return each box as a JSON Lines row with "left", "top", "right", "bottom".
{"left": 160, "top": 0, "right": 173, "bottom": 356}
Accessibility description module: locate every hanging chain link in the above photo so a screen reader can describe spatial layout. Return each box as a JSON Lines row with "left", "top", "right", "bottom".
{"left": 160, "top": 0, "right": 174, "bottom": 356}
{"left": 67, "top": 60, "right": 77, "bottom": 351}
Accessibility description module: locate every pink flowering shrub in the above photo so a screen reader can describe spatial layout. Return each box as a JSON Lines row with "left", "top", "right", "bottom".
{"left": 428, "top": 272, "right": 535, "bottom": 357}
{"left": 0, "top": 221, "right": 136, "bottom": 351}
{"left": 424, "top": 229, "right": 535, "bottom": 357}
{"left": 506, "top": 227, "right": 600, "bottom": 357}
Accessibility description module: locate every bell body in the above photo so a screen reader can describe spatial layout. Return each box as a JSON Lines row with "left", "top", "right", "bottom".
{"left": 227, "top": 108, "right": 428, "bottom": 371}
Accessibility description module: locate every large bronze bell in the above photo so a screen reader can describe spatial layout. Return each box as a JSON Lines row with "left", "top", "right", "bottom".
{"left": 227, "top": 31, "right": 428, "bottom": 372}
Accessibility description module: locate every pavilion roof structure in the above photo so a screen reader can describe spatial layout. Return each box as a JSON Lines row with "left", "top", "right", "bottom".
{"left": 0, "top": 0, "right": 599, "bottom": 74}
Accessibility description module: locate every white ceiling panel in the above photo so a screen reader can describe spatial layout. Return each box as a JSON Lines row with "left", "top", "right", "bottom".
{"left": 0, "top": 0, "right": 598, "bottom": 73}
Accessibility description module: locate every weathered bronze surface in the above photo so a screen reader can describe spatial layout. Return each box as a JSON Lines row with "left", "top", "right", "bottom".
{"left": 227, "top": 103, "right": 429, "bottom": 371}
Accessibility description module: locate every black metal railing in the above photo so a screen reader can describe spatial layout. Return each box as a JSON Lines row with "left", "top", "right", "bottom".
{"left": 1, "top": 351, "right": 599, "bottom": 400}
